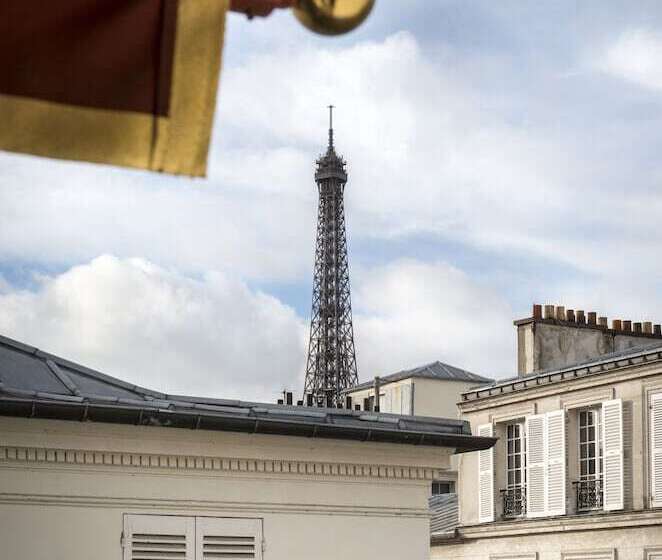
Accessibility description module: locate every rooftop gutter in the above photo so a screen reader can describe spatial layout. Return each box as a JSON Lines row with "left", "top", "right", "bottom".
{"left": 0, "top": 395, "right": 496, "bottom": 453}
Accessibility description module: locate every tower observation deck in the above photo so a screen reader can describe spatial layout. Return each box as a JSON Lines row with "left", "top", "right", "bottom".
{"left": 303, "top": 106, "right": 359, "bottom": 407}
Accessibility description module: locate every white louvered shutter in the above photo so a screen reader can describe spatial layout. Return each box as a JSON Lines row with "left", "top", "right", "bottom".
{"left": 545, "top": 410, "right": 566, "bottom": 516}
{"left": 401, "top": 383, "right": 412, "bottom": 415}
{"left": 123, "top": 515, "right": 194, "bottom": 560}
{"left": 651, "top": 393, "right": 662, "bottom": 508}
{"left": 196, "top": 517, "right": 262, "bottom": 560}
{"left": 526, "top": 414, "right": 547, "bottom": 518}
{"left": 602, "top": 399, "right": 624, "bottom": 511}
{"left": 477, "top": 423, "right": 494, "bottom": 523}
{"left": 384, "top": 388, "right": 393, "bottom": 413}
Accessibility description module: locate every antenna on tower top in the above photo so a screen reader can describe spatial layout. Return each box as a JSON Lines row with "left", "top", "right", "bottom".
{"left": 328, "top": 104, "right": 335, "bottom": 148}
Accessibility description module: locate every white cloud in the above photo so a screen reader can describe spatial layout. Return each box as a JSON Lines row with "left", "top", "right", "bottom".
{"left": 0, "top": 256, "right": 516, "bottom": 403}
{"left": 2, "top": 30, "right": 662, "bottom": 284}
{"left": 0, "top": 255, "right": 307, "bottom": 401}
{"left": 598, "top": 28, "right": 662, "bottom": 91}
{"left": 354, "top": 260, "right": 514, "bottom": 380}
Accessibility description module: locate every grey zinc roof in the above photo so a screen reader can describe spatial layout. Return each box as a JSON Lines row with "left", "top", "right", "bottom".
{"left": 462, "top": 341, "right": 662, "bottom": 402}
{"left": 0, "top": 333, "right": 495, "bottom": 452}
{"left": 347, "top": 360, "right": 493, "bottom": 393}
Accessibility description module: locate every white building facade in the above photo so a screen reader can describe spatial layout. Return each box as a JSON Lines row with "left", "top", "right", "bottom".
{"left": 433, "top": 305, "right": 662, "bottom": 560}
{"left": 0, "top": 333, "right": 494, "bottom": 560}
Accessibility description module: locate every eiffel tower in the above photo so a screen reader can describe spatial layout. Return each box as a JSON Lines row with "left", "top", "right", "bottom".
{"left": 303, "top": 106, "right": 359, "bottom": 407}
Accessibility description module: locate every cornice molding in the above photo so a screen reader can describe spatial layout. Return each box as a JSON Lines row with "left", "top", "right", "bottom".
{"left": 0, "top": 446, "right": 442, "bottom": 481}
{"left": 460, "top": 362, "right": 662, "bottom": 413}
{"left": 453, "top": 509, "right": 662, "bottom": 540}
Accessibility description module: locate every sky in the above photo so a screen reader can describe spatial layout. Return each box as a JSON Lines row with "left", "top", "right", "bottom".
{"left": 1, "top": 2, "right": 662, "bottom": 401}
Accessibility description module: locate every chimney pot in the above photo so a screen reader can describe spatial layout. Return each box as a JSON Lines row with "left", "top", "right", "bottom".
{"left": 533, "top": 304, "right": 543, "bottom": 319}
{"left": 655, "top": 324, "right": 662, "bottom": 336}
{"left": 643, "top": 321, "right": 653, "bottom": 334}
{"left": 599, "top": 316, "right": 608, "bottom": 327}
{"left": 623, "top": 320, "right": 632, "bottom": 332}
{"left": 566, "top": 309, "right": 576, "bottom": 322}
{"left": 576, "top": 310, "right": 586, "bottom": 324}
{"left": 544, "top": 305, "right": 555, "bottom": 320}
{"left": 556, "top": 306, "right": 566, "bottom": 321}
{"left": 612, "top": 319, "right": 622, "bottom": 331}
{"left": 634, "top": 322, "right": 642, "bottom": 334}
{"left": 588, "top": 312, "right": 597, "bottom": 325}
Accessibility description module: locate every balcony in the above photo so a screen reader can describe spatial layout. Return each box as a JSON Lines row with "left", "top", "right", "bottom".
{"left": 573, "top": 478, "right": 603, "bottom": 511}
{"left": 500, "top": 486, "right": 526, "bottom": 518}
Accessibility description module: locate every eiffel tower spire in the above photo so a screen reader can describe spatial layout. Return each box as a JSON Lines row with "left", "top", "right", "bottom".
{"left": 303, "top": 107, "right": 359, "bottom": 407}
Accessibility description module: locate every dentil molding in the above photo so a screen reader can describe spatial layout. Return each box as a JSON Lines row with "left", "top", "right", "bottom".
{"left": 0, "top": 446, "right": 442, "bottom": 481}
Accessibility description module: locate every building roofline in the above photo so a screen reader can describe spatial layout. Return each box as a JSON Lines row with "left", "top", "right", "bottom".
{"left": 344, "top": 361, "right": 493, "bottom": 393}
{"left": 461, "top": 342, "right": 662, "bottom": 403}
{"left": 0, "top": 333, "right": 495, "bottom": 453}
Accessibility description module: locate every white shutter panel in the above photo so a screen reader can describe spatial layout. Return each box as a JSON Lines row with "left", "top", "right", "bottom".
{"left": 477, "top": 423, "right": 494, "bottom": 523}
{"left": 526, "top": 414, "right": 547, "bottom": 518}
{"left": 401, "top": 384, "right": 412, "bottom": 415}
{"left": 602, "top": 399, "right": 624, "bottom": 511}
{"left": 196, "top": 517, "right": 262, "bottom": 560}
{"left": 651, "top": 393, "right": 662, "bottom": 508}
{"left": 123, "top": 515, "right": 194, "bottom": 560}
{"left": 384, "top": 388, "right": 393, "bottom": 413}
{"left": 545, "top": 410, "right": 566, "bottom": 516}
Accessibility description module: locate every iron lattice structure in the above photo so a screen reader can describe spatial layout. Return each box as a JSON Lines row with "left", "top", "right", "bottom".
{"left": 303, "top": 108, "right": 359, "bottom": 406}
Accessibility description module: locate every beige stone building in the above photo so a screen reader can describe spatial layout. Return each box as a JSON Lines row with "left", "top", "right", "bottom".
{"left": 344, "top": 361, "right": 493, "bottom": 418}
{"left": 0, "top": 333, "right": 494, "bottom": 560}
{"left": 344, "top": 361, "right": 493, "bottom": 495}
{"left": 432, "top": 304, "right": 662, "bottom": 560}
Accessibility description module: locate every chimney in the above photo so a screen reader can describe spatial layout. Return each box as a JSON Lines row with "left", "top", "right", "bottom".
{"left": 516, "top": 303, "right": 662, "bottom": 376}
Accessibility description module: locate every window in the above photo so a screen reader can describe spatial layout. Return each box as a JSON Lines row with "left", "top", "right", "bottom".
{"left": 579, "top": 408, "right": 602, "bottom": 480}
{"left": 507, "top": 423, "right": 526, "bottom": 489}
{"left": 577, "top": 408, "right": 603, "bottom": 510}
{"left": 432, "top": 480, "right": 455, "bottom": 495}
{"left": 502, "top": 422, "right": 526, "bottom": 517}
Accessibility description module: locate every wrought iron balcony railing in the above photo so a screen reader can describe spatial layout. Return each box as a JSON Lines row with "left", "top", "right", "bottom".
{"left": 573, "top": 478, "right": 603, "bottom": 511}
{"left": 500, "top": 486, "right": 526, "bottom": 518}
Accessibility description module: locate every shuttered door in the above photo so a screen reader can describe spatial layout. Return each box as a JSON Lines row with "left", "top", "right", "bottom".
{"left": 123, "top": 515, "right": 195, "bottom": 560}
{"left": 477, "top": 423, "right": 494, "bottom": 523}
{"left": 196, "top": 517, "right": 262, "bottom": 560}
{"left": 602, "top": 399, "right": 624, "bottom": 511}
{"left": 546, "top": 410, "right": 566, "bottom": 515}
{"left": 526, "top": 414, "right": 547, "bottom": 518}
{"left": 651, "top": 393, "right": 662, "bottom": 508}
